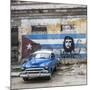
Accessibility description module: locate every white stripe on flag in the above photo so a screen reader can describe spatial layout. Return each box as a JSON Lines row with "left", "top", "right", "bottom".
{"left": 31, "top": 39, "right": 86, "bottom": 45}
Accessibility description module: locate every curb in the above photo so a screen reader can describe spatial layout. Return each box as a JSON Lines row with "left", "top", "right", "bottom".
{"left": 11, "top": 66, "right": 21, "bottom": 69}
{"left": 11, "top": 72, "right": 20, "bottom": 77}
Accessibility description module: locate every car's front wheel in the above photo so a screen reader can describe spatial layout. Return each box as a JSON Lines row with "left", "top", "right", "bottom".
{"left": 23, "top": 77, "right": 29, "bottom": 81}
{"left": 44, "top": 71, "right": 52, "bottom": 80}
{"left": 45, "top": 75, "right": 51, "bottom": 80}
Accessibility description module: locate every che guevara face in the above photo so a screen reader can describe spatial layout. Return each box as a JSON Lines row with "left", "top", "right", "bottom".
{"left": 65, "top": 39, "right": 72, "bottom": 49}
{"left": 63, "top": 36, "right": 75, "bottom": 53}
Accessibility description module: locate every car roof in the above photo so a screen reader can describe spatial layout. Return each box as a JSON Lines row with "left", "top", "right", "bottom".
{"left": 33, "top": 49, "right": 53, "bottom": 54}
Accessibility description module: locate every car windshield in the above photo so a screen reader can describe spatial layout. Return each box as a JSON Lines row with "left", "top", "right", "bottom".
{"left": 33, "top": 53, "right": 50, "bottom": 59}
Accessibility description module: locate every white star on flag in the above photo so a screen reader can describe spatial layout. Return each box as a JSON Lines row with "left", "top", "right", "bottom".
{"left": 26, "top": 43, "right": 32, "bottom": 50}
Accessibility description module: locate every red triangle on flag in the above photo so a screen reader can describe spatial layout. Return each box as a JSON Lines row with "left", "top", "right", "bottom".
{"left": 22, "top": 36, "right": 41, "bottom": 58}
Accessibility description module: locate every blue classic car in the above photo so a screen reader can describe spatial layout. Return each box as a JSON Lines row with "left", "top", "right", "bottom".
{"left": 20, "top": 50, "right": 60, "bottom": 81}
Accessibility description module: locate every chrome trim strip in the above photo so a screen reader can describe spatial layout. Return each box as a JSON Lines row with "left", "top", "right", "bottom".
{"left": 20, "top": 73, "right": 51, "bottom": 78}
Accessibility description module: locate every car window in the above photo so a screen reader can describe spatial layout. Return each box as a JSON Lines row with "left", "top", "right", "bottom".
{"left": 34, "top": 53, "right": 50, "bottom": 59}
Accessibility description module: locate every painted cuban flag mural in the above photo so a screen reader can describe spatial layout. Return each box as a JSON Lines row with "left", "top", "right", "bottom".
{"left": 22, "top": 33, "right": 86, "bottom": 59}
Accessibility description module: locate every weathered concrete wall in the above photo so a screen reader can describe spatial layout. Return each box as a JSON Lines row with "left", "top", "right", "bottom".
{"left": 11, "top": 19, "right": 21, "bottom": 27}
{"left": 11, "top": 3, "right": 86, "bottom": 10}
{"left": 47, "top": 24, "right": 61, "bottom": 34}
{"left": 19, "top": 18, "right": 86, "bottom": 35}
{"left": 74, "top": 19, "right": 86, "bottom": 33}
{"left": 18, "top": 26, "right": 32, "bottom": 62}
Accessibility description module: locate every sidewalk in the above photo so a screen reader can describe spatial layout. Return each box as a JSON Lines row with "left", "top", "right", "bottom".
{"left": 11, "top": 72, "right": 20, "bottom": 77}
{"left": 11, "top": 64, "right": 21, "bottom": 77}
{"left": 11, "top": 64, "right": 21, "bottom": 69}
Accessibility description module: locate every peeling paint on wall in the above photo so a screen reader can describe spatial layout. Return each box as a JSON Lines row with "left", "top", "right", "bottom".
{"left": 47, "top": 24, "right": 60, "bottom": 34}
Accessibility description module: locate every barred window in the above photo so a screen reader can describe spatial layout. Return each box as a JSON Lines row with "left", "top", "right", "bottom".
{"left": 61, "top": 24, "right": 74, "bottom": 31}
{"left": 31, "top": 26, "right": 47, "bottom": 34}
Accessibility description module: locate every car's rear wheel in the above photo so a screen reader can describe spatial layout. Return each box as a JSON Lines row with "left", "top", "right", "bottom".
{"left": 23, "top": 77, "right": 29, "bottom": 81}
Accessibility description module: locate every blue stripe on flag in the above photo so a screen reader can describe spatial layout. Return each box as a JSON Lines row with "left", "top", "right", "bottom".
{"left": 24, "top": 34, "right": 86, "bottom": 39}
